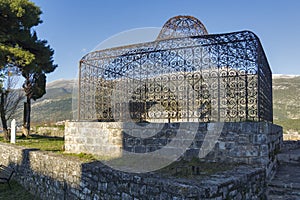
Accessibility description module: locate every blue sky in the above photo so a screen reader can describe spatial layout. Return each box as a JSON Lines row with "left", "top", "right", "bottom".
{"left": 31, "top": 0, "right": 300, "bottom": 82}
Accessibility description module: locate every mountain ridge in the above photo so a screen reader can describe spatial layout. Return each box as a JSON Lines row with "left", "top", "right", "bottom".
{"left": 12, "top": 76, "right": 300, "bottom": 135}
{"left": 272, "top": 74, "right": 300, "bottom": 79}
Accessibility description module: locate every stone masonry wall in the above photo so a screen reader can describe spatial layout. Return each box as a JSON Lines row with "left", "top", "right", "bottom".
{"left": 0, "top": 143, "right": 267, "bottom": 199}
{"left": 65, "top": 121, "right": 283, "bottom": 177}
{"left": 33, "top": 126, "right": 65, "bottom": 137}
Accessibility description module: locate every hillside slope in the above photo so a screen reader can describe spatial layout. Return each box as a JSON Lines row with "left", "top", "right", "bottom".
{"left": 13, "top": 79, "right": 74, "bottom": 125}
{"left": 273, "top": 75, "right": 300, "bottom": 134}
{"left": 32, "top": 79, "right": 74, "bottom": 123}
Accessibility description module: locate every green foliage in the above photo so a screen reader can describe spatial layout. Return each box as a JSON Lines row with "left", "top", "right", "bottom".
{"left": 0, "top": 44, "right": 35, "bottom": 67}
{"left": 0, "top": 0, "right": 41, "bottom": 68}
{"left": 0, "top": 0, "right": 41, "bottom": 24}
{"left": 21, "top": 32, "right": 57, "bottom": 101}
{"left": 0, "top": 0, "right": 57, "bottom": 94}
{"left": 0, "top": 0, "right": 57, "bottom": 132}
{"left": 30, "top": 72, "right": 46, "bottom": 100}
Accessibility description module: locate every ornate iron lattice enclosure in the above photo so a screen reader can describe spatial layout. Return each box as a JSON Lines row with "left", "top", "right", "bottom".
{"left": 78, "top": 16, "right": 272, "bottom": 123}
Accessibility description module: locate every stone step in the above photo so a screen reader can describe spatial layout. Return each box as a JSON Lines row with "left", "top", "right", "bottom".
{"left": 266, "top": 146, "right": 300, "bottom": 200}
{"left": 267, "top": 194, "right": 300, "bottom": 200}
{"left": 267, "top": 183, "right": 300, "bottom": 200}
{"left": 278, "top": 149, "right": 300, "bottom": 164}
{"left": 269, "top": 180, "right": 300, "bottom": 190}
{"left": 267, "top": 185, "right": 300, "bottom": 196}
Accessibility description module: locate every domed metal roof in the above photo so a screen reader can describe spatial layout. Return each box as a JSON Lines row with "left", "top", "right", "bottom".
{"left": 156, "top": 15, "right": 208, "bottom": 40}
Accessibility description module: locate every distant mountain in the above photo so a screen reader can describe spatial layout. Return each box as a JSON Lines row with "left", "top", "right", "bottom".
{"left": 13, "top": 79, "right": 75, "bottom": 125}
{"left": 32, "top": 79, "right": 75, "bottom": 124}
{"left": 272, "top": 75, "right": 300, "bottom": 134}
{"left": 13, "top": 75, "right": 299, "bottom": 135}
{"left": 272, "top": 74, "right": 300, "bottom": 79}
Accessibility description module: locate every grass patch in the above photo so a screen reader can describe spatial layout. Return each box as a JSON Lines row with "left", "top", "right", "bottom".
{"left": 0, "top": 134, "right": 99, "bottom": 162}
{"left": 61, "top": 152, "right": 99, "bottom": 162}
{"left": 0, "top": 180, "right": 38, "bottom": 200}
{"left": 14, "top": 134, "right": 64, "bottom": 152}
{"left": 158, "top": 157, "right": 239, "bottom": 179}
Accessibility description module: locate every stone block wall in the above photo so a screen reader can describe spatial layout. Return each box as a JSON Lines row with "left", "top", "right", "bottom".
{"left": 65, "top": 121, "right": 282, "bottom": 177}
{"left": 0, "top": 143, "right": 267, "bottom": 199}
{"left": 33, "top": 126, "right": 65, "bottom": 137}
{"left": 65, "top": 122, "right": 123, "bottom": 157}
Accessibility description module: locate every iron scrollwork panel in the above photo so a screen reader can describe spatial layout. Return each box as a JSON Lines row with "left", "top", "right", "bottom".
{"left": 78, "top": 29, "right": 272, "bottom": 123}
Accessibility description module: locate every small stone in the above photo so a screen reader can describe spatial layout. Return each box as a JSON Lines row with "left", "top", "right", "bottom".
{"left": 83, "top": 187, "right": 91, "bottom": 194}
{"left": 93, "top": 194, "right": 100, "bottom": 200}
{"left": 121, "top": 192, "right": 132, "bottom": 200}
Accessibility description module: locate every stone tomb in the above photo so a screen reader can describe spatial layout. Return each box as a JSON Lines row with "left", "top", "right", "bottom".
{"left": 66, "top": 15, "right": 282, "bottom": 178}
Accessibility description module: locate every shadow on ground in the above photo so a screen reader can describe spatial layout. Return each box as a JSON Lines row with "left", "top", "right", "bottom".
{"left": 0, "top": 180, "right": 37, "bottom": 200}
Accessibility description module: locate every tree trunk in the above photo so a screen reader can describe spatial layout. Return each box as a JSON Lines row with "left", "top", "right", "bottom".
{"left": 1, "top": 116, "right": 9, "bottom": 141}
{"left": 22, "top": 75, "right": 32, "bottom": 138}
{"left": 26, "top": 96, "right": 31, "bottom": 135}
{"left": 0, "top": 92, "right": 9, "bottom": 141}
{"left": 23, "top": 97, "right": 31, "bottom": 137}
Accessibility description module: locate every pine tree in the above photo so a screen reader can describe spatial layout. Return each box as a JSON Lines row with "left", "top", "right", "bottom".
{"left": 0, "top": 0, "right": 57, "bottom": 137}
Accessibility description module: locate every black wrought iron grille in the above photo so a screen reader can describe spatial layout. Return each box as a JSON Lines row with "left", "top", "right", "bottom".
{"left": 78, "top": 16, "right": 272, "bottom": 123}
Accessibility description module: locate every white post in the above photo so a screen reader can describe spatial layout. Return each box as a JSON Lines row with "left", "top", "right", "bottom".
{"left": 10, "top": 119, "right": 16, "bottom": 144}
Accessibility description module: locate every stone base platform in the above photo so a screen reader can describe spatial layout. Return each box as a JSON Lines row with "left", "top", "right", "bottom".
{"left": 65, "top": 121, "right": 282, "bottom": 177}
